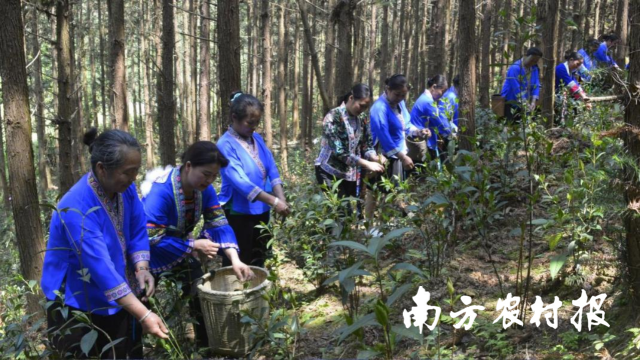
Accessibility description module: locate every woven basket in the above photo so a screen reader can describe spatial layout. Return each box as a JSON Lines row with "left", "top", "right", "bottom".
{"left": 197, "top": 266, "right": 271, "bottom": 356}
{"left": 406, "top": 137, "right": 427, "bottom": 163}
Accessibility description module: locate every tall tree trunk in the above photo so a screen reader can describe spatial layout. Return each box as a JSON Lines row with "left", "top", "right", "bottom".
{"left": 301, "top": 7, "right": 309, "bottom": 149}
{"left": 570, "top": 0, "right": 583, "bottom": 49}
{"left": 141, "top": 0, "right": 155, "bottom": 167}
{"left": 56, "top": 0, "right": 76, "bottom": 196}
{"left": 501, "top": 0, "right": 513, "bottom": 81}
{"left": 333, "top": 0, "right": 356, "bottom": 103}
{"left": 623, "top": 0, "right": 640, "bottom": 305}
{"left": 89, "top": 4, "right": 98, "bottom": 129}
{"left": 390, "top": 1, "right": 398, "bottom": 74}
{"left": 199, "top": 0, "right": 211, "bottom": 141}
{"left": 74, "top": 3, "right": 86, "bottom": 179}
{"left": 261, "top": 0, "right": 273, "bottom": 148}
{"left": 557, "top": 0, "right": 568, "bottom": 62}
{"left": 598, "top": 0, "right": 607, "bottom": 38}
{"left": 540, "top": 0, "right": 560, "bottom": 127}
{"left": 98, "top": 0, "right": 107, "bottom": 128}
{"left": 278, "top": 5, "right": 288, "bottom": 174}
{"left": 379, "top": 3, "right": 389, "bottom": 93}
{"left": 369, "top": 3, "right": 377, "bottom": 88}
{"left": 108, "top": 0, "right": 129, "bottom": 130}
{"left": 30, "top": 8, "right": 51, "bottom": 195}
{"left": 410, "top": 0, "right": 420, "bottom": 94}
{"left": 159, "top": 0, "right": 177, "bottom": 166}
{"left": 419, "top": 1, "right": 428, "bottom": 92}
{"left": 615, "top": 0, "right": 629, "bottom": 66}
{"left": 402, "top": 0, "right": 412, "bottom": 77}
{"left": 428, "top": 0, "right": 451, "bottom": 76}
{"left": 458, "top": 0, "right": 476, "bottom": 151}
{"left": 447, "top": 1, "right": 458, "bottom": 77}
{"left": 252, "top": 0, "right": 260, "bottom": 96}
{"left": 189, "top": 0, "right": 197, "bottom": 143}
{"left": 0, "top": 107, "right": 10, "bottom": 211}
{"left": 325, "top": 0, "right": 336, "bottom": 106}
{"left": 593, "top": 0, "right": 601, "bottom": 39}
{"left": 514, "top": 0, "right": 524, "bottom": 57}
{"left": 584, "top": 0, "right": 594, "bottom": 40}
{"left": 479, "top": 0, "right": 493, "bottom": 108}
{"left": 292, "top": 10, "right": 300, "bottom": 139}
{"left": 0, "top": 0, "right": 46, "bottom": 315}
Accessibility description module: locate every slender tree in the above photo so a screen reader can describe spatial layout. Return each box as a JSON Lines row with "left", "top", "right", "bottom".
{"left": 277, "top": 5, "right": 288, "bottom": 174}
{"left": 479, "top": 0, "right": 493, "bottom": 108}
{"left": 159, "top": 0, "right": 177, "bottom": 165}
{"left": 325, "top": 0, "right": 336, "bottom": 105}
{"left": 540, "top": 0, "right": 560, "bottom": 127}
{"left": 623, "top": 0, "right": 640, "bottom": 304}
{"left": 56, "top": 0, "right": 76, "bottom": 196}
{"left": 0, "top": 108, "right": 10, "bottom": 211}
{"left": 261, "top": 0, "right": 273, "bottom": 148}
{"left": 0, "top": 0, "right": 46, "bottom": 315}
{"left": 380, "top": 3, "right": 389, "bottom": 93}
{"left": 428, "top": 0, "right": 451, "bottom": 76}
{"left": 368, "top": 3, "right": 377, "bottom": 88}
{"left": 458, "top": 0, "right": 476, "bottom": 151}
{"left": 107, "top": 0, "right": 129, "bottom": 130}
{"left": 199, "top": 0, "right": 211, "bottom": 141}
{"left": 615, "top": 0, "right": 629, "bottom": 66}
{"left": 333, "top": 0, "right": 356, "bottom": 106}
{"left": 292, "top": 9, "right": 301, "bottom": 139}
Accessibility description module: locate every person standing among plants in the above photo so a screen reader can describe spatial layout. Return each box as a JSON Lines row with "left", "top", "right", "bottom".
{"left": 315, "top": 83, "right": 385, "bottom": 199}
{"left": 42, "top": 128, "right": 168, "bottom": 358}
{"left": 556, "top": 51, "right": 592, "bottom": 123}
{"left": 141, "top": 141, "right": 255, "bottom": 348}
{"left": 217, "top": 92, "right": 290, "bottom": 268}
{"left": 440, "top": 75, "right": 460, "bottom": 130}
{"left": 369, "top": 74, "right": 428, "bottom": 185}
{"left": 500, "top": 47, "right": 543, "bottom": 122}
{"left": 594, "top": 34, "right": 621, "bottom": 69}
{"left": 577, "top": 39, "right": 600, "bottom": 81}
{"left": 410, "top": 74, "right": 451, "bottom": 162}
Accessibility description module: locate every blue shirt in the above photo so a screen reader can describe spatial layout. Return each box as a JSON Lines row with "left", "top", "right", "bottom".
{"left": 555, "top": 62, "right": 586, "bottom": 99}
{"left": 594, "top": 42, "right": 618, "bottom": 67}
{"left": 577, "top": 49, "right": 594, "bottom": 81}
{"left": 42, "top": 172, "right": 150, "bottom": 315}
{"left": 141, "top": 166, "right": 239, "bottom": 274}
{"left": 501, "top": 59, "right": 541, "bottom": 104}
{"left": 410, "top": 90, "right": 451, "bottom": 149}
{"left": 369, "top": 94, "right": 419, "bottom": 158}
{"left": 440, "top": 86, "right": 459, "bottom": 127}
{"left": 217, "top": 128, "right": 282, "bottom": 215}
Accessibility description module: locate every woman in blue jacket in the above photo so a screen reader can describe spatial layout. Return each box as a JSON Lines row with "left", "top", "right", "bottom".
{"left": 369, "top": 74, "right": 428, "bottom": 185}
{"left": 556, "top": 51, "right": 592, "bottom": 123}
{"left": 217, "top": 92, "right": 290, "bottom": 268}
{"left": 410, "top": 75, "right": 450, "bottom": 161}
{"left": 577, "top": 39, "right": 600, "bottom": 81}
{"left": 500, "top": 47, "right": 543, "bottom": 122}
{"left": 142, "top": 141, "right": 254, "bottom": 347}
{"left": 594, "top": 34, "right": 621, "bottom": 68}
{"left": 42, "top": 129, "right": 168, "bottom": 358}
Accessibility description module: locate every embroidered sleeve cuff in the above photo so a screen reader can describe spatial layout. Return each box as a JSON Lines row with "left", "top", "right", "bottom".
{"left": 247, "top": 186, "right": 262, "bottom": 202}
{"left": 105, "top": 282, "right": 132, "bottom": 302}
{"left": 270, "top": 178, "right": 283, "bottom": 187}
{"left": 346, "top": 155, "right": 361, "bottom": 166}
{"left": 364, "top": 150, "right": 376, "bottom": 160}
{"left": 130, "top": 251, "right": 150, "bottom": 264}
{"left": 384, "top": 147, "right": 401, "bottom": 158}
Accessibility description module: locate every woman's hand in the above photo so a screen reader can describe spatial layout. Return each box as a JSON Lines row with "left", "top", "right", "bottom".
{"left": 140, "top": 312, "right": 169, "bottom": 339}
{"left": 364, "top": 160, "right": 385, "bottom": 173}
{"left": 420, "top": 128, "right": 432, "bottom": 138}
{"left": 194, "top": 239, "right": 221, "bottom": 259}
{"left": 399, "top": 153, "right": 415, "bottom": 170}
{"left": 135, "top": 270, "right": 155, "bottom": 301}
{"left": 274, "top": 198, "right": 291, "bottom": 216}
{"left": 231, "top": 261, "right": 256, "bottom": 281}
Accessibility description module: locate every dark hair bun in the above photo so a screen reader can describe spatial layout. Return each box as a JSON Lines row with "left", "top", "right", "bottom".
{"left": 229, "top": 90, "right": 244, "bottom": 102}
{"left": 83, "top": 127, "right": 99, "bottom": 148}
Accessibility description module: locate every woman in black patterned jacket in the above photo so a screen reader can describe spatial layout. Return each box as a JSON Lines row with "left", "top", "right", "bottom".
{"left": 314, "top": 83, "right": 385, "bottom": 199}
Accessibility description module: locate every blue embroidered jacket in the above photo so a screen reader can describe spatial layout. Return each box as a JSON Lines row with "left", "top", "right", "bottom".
{"left": 594, "top": 42, "right": 618, "bottom": 67}
{"left": 500, "top": 59, "right": 541, "bottom": 104}
{"left": 42, "top": 172, "right": 150, "bottom": 315}
{"left": 410, "top": 90, "right": 451, "bottom": 150}
{"left": 370, "top": 94, "right": 420, "bottom": 158}
{"left": 217, "top": 128, "right": 283, "bottom": 215}
{"left": 440, "top": 86, "right": 459, "bottom": 127}
{"left": 142, "top": 167, "right": 239, "bottom": 274}
{"left": 577, "top": 49, "right": 595, "bottom": 81}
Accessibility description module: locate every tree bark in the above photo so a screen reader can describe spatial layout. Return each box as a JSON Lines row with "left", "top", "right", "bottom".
{"left": 615, "top": 0, "right": 629, "bottom": 66}
{"left": 107, "top": 0, "right": 129, "bottom": 131}
{"left": 570, "top": 0, "right": 583, "bottom": 49}
{"left": 557, "top": 0, "right": 568, "bottom": 62}
{"left": 292, "top": 9, "right": 301, "bottom": 140}
{"left": 333, "top": 0, "right": 356, "bottom": 102}
{"left": 410, "top": 0, "right": 420, "bottom": 95}
{"left": 98, "top": 0, "right": 108, "bottom": 128}
{"left": 479, "top": 0, "right": 493, "bottom": 108}
{"left": 278, "top": 5, "right": 288, "bottom": 174}
{"left": 188, "top": 0, "right": 198, "bottom": 143}
{"left": 198, "top": 0, "right": 211, "bottom": 141}
{"left": 540, "top": 0, "right": 560, "bottom": 127}
{"left": 261, "top": 0, "right": 273, "bottom": 148}
{"left": 379, "top": 3, "right": 389, "bottom": 93}
{"left": 428, "top": 0, "right": 451, "bottom": 76}
{"left": 56, "top": 0, "right": 76, "bottom": 196}
{"left": 159, "top": 0, "right": 177, "bottom": 166}
{"left": 0, "top": 0, "right": 46, "bottom": 315}
{"left": 458, "top": 0, "right": 477, "bottom": 151}
{"left": 0, "top": 106, "right": 10, "bottom": 211}
{"left": 623, "top": 0, "right": 640, "bottom": 305}
{"left": 29, "top": 8, "right": 51, "bottom": 195}
{"left": 593, "top": 0, "right": 601, "bottom": 39}
{"left": 501, "top": 0, "right": 513, "bottom": 81}
{"left": 325, "top": 0, "right": 336, "bottom": 106}
{"left": 369, "top": 3, "right": 377, "bottom": 89}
